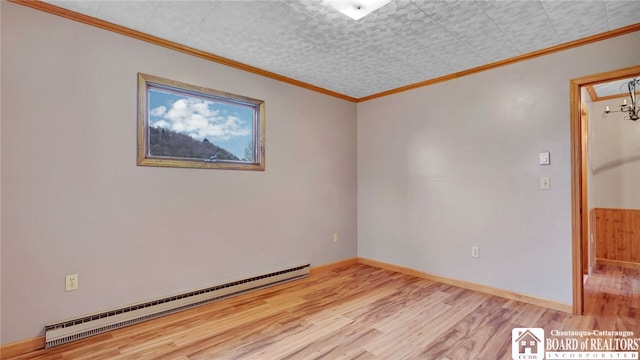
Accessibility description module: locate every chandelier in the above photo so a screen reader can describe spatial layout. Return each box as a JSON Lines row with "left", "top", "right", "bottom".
{"left": 602, "top": 78, "right": 639, "bottom": 121}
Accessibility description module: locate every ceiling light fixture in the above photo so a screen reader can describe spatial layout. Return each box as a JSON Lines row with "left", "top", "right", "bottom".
{"left": 325, "top": 0, "right": 392, "bottom": 21}
{"left": 602, "top": 78, "right": 639, "bottom": 121}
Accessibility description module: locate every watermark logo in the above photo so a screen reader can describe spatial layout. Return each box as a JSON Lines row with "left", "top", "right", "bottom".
{"left": 512, "top": 328, "right": 545, "bottom": 360}
{"left": 512, "top": 328, "right": 639, "bottom": 359}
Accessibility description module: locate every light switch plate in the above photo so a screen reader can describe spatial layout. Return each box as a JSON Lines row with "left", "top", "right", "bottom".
{"left": 540, "top": 177, "right": 550, "bottom": 190}
{"left": 539, "top": 152, "right": 550, "bottom": 165}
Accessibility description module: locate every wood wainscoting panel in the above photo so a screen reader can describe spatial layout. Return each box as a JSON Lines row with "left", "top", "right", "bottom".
{"left": 594, "top": 208, "right": 640, "bottom": 264}
{"left": 589, "top": 208, "right": 598, "bottom": 272}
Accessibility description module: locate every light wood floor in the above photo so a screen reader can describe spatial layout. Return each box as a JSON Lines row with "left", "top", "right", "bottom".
{"left": 6, "top": 263, "right": 640, "bottom": 359}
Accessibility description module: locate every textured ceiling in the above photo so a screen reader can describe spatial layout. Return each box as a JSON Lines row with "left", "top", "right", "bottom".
{"left": 43, "top": 0, "right": 640, "bottom": 99}
{"left": 593, "top": 77, "right": 640, "bottom": 98}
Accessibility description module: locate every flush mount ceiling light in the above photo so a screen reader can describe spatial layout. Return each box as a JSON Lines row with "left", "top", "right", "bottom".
{"left": 602, "top": 78, "right": 639, "bottom": 121}
{"left": 325, "top": 0, "right": 392, "bottom": 21}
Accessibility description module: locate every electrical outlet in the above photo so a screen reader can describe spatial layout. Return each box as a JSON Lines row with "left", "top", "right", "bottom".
{"left": 333, "top": 232, "right": 339, "bottom": 243}
{"left": 471, "top": 246, "right": 479, "bottom": 259}
{"left": 65, "top": 274, "right": 79, "bottom": 292}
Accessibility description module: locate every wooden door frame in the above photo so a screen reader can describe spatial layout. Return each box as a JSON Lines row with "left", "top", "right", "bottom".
{"left": 581, "top": 105, "right": 589, "bottom": 276}
{"left": 570, "top": 65, "right": 640, "bottom": 314}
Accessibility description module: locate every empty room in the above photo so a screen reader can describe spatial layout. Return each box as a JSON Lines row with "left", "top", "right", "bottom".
{"left": 1, "top": 0, "right": 640, "bottom": 359}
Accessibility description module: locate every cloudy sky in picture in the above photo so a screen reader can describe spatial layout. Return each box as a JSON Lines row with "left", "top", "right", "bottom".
{"left": 149, "top": 89, "right": 254, "bottom": 158}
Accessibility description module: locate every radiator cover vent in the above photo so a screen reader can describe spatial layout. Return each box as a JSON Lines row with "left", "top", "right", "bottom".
{"left": 45, "top": 264, "right": 310, "bottom": 348}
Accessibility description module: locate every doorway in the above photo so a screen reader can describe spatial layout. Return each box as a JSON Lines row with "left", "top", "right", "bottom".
{"left": 570, "top": 64, "right": 640, "bottom": 314}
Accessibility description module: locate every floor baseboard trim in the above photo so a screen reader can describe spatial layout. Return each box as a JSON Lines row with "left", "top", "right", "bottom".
{"left": 0, "top": 336, "right": 45, "bottom": 360}
{"left": 310, "top": 258, "right": 358, "bottom": 274}
{"left": 357, "top": 257, "right": 572, "bottom": 313}
{"left": 597, "top": 258, "right": 640, "bottom": 270}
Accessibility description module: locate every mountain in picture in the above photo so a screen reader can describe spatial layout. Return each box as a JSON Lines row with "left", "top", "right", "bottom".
{"left": 149, "top": 127, "right": 240, "bottom": 161}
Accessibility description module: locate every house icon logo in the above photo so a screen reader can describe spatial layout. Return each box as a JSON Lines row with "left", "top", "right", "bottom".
{"left": 512, "top": 328, "right": 545, "bottom": 360}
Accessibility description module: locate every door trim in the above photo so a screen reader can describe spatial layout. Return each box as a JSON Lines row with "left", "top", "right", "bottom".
{"left": 570, "top": 65, "right": 640, "bottom": 314}
{"left": 581, "top": 104, "right": 589, "bottom": 276}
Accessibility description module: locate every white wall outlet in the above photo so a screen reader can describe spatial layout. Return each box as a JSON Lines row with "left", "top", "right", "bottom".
{"left": 65, "top": 274, "right": 79, "bottom": 292}
{"left": 540, "top": 177, "right": 550, "bottom": 190}
{"left": 471, "top": 246, "right": 479, "bottom": 258}
{"left": 333, "top": 232, "right": 339, "bottom": 243}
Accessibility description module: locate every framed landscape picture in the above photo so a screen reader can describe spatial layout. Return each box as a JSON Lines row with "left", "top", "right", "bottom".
{"left": 137, "top": 73, "right": 265, "bottom": 171}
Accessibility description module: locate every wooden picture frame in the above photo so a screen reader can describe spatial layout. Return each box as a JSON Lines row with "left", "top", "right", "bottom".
{"left": 137, "top": 73, "right": 265, "bottom": 171}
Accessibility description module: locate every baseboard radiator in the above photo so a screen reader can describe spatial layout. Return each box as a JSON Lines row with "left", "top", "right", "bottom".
{"left": 45, "top": 264, "right": 310, "bottom": 348}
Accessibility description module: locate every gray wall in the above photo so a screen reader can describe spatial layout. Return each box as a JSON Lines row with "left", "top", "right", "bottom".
{"left": 357, "top": 31, "right": 640, "bottom": 305}
{"left": 1, "top": 2, "right": 357, "bottom": 344}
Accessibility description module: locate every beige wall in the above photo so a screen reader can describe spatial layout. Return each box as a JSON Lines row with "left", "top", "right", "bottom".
{"left": 1, "top": 2, "right": 357, "bottom": 344}
{"left": 589, "top": 97, "right": 640, "bottom": 209}
{"left": 357, "top": 31, "right": 640, "bottom": 305}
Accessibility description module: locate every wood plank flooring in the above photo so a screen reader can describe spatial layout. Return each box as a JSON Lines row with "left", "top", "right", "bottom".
{"left": 6, "top": 263, "right": 640, "bottom": 359}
